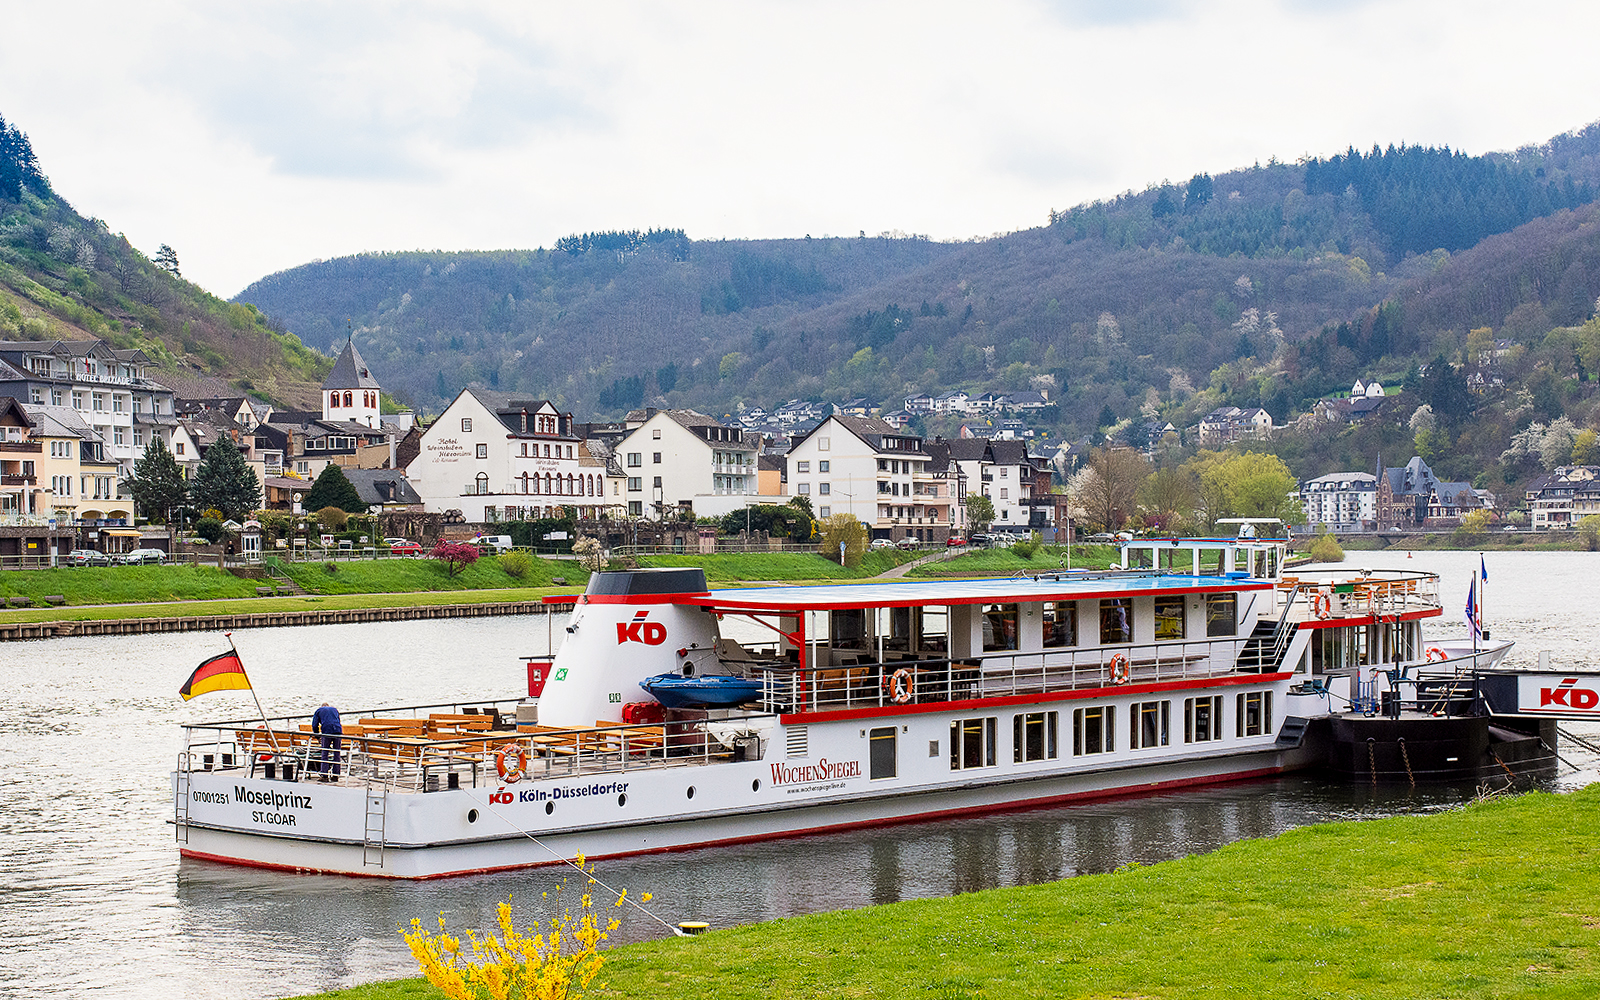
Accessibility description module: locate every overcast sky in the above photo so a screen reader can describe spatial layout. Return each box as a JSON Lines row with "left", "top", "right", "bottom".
{"left": 5, "top": 1, "right": 1599, "bottom": 297}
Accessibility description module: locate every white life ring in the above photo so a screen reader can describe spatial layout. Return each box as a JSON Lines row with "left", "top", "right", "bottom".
{"left": 1311, "top": 590, "right": 1333, "bottom": 620}
{"left": 1109, "top": 653, "right": 1131, "bottom": 686}
{"left": 889, "top": 668, "right": 915, "bottom": 705}
{"left": 1425, "top": 647, "right": 1447, "bottom": 663}
{"left": 496, "top": 745, "right": 528, "bottom": 784}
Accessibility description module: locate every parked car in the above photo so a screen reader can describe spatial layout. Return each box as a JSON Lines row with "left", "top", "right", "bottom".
{"left": 475, "top": 534, "right": 514, "bottom": 553}
{"left": 67, "top": 549, "right": 110, "bottom": 567}
{"left": 387, "top": 540, "right": 423, "bottom": 556}
{"left": 381, "top": 537, "right": 410, "bottom": 547}
{"left": 869, "top": 538, "right": 896, "bottom": 550}
{"left": 1085, "top": 532, "right": 1116, "bottom": 543}
{"left": 969, "top": 533, "right": 991, "bottom": 547}
{"left": 118, "top": 548, "right": 166, "bottom": 565}
{"left": 895, "top": 537, "right": 922, "bottom": 550}
{"left": 946, "top": 536, "right": 968, "bottom": 546}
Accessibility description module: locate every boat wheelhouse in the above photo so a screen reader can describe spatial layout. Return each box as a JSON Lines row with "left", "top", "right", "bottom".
{"left": 174, "top": 540, "right": 1474, "bottom": 879}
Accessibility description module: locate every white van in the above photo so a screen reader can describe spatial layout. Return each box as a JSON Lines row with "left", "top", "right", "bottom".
{"left": 476, "top": 535, "right": 514, "bottom": 553}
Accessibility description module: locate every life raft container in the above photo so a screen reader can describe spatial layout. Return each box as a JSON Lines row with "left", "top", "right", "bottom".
{"left": 496, "top": 745, "right": 529, "bottom": 784}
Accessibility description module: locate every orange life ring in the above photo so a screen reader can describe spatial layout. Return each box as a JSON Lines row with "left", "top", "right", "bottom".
{"left": 496, "top": 745, "right": 529, "bottom": 784}
{"left": 888, "top": 668, "right": 915, "bottom": 704}
{"left": 1109, "top": 653, "right": 1131, "bottom": 686}
{"left": 1425, "top": 647, "right": 1447, "bottom": 663}
{"left": 1311, "top": 590, "right": 1333, "bottom": 620}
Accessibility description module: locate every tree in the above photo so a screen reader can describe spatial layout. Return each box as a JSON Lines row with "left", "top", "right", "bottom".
{"left": 572, "top": 536, "right": 606, "bottom": 572}
{"left": 819, "top": 513, "right": 869, "bottom": 567}
{"left": 187, "top": 437, "right": 261, "bottom": 520}
{"left": 1078, "top": 447, "right": 1150, "bottom": 532}
{"left": 965, "top": 494, "right": 996, "bottom": 533}
{"left": 431, "top": 539, "right": 479, "bottom": 577}
{"left": 154, "top": 244, "right": 181, "bottom": 278}
{"left": 125, "top": 438, "right": 187, "bottom": 524}
{"left": 1189, "top": 451, "right": 1302, "bottom": 525}
{"left": 304, "top": 463, "right": 367, "bottom": 514}
{"left": 1139, "top": 466, "right": 1198, "bottom": 531}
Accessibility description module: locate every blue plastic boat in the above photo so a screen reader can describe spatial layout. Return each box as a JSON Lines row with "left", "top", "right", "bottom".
{"left": 640, "top": 673, "right": 764, "bottom": 708}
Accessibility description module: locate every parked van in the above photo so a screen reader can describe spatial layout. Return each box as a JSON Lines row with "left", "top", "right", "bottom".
{"left": 476, "top": 534, "right": 514, "bottom": 553}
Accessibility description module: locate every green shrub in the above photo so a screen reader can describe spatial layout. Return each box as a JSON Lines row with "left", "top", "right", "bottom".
{"left": 1012, "top": 532, "right": 1043, "bottom": 560}
{"left": 1308, "top": 533, "right": 1344, "bottom": 563}
{"left": 194, "top": 517, "right": 225, "bottom": 544}
{"left": 500, "top": 549, "right": 534, "bottom": 579}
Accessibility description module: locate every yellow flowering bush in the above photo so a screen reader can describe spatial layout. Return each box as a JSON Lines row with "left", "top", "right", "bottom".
{"left": 401, "top": 855, "right": 650, "bottom": 1000}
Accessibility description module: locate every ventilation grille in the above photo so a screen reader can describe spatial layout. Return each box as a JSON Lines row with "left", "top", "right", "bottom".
{"left": 785, "top": 726, "right": 809, "bottom": 758}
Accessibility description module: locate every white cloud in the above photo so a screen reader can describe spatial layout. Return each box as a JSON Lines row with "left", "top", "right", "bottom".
{"left": 3, "top": 0, "right": 1599, "bottom": 296}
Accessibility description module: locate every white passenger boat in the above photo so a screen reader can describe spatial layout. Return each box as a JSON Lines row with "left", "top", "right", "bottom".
{"left": 173, "top": 537, "right": 1486, "bottom": 878}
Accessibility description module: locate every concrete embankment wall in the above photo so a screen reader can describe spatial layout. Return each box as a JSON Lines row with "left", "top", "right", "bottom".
{"left": 0, "top": 600, "right": 578, "bottom": 641}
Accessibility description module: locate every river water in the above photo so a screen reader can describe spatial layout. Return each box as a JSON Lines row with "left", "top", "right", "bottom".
{"left": 1, "top": 550, "right": 1596, "bottom": 999}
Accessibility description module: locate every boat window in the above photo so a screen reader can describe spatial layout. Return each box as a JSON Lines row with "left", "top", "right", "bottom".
{"left": 1236, "top": 691, "right": 1272, "bottom": 737}
{"left": 949, "top": 717, "right": 997, "bottom": 770}
{"left": 1042, "top": 602, "right": 1076, "bottom": 648}
{"left": 1184, "top": 696, "right": 1224, "bottom": 742}
{"left": 1126, "top": 546, "right": 1153, "bottom": 570}
{"left": 1198, "top": 548, "right": 1224, "bottom": 576}
{"left": 831, "top": 609, "right": 867, "bottom": 649}
{"left": 1073, "top": 706, "right": 1114, "bottom": 755}
{"left": 1130, "top": 701, "right": 1170, "bottom": 749}
{"left": 1253, "top": 550, "right": 1268, "bottom": 578}
{"left": 869, "top": 726, "right": 897, "bottom": 779}
{"left": 1206, "top": 594, "right": 1237, "bottom": 637}
{"left": 982, "top": 604, "right": 1019, "bottom": 651}
{"left": 918, "top": 606, "right": 948, "bottom": 655}
{"left": 1154, "top": 595, "right": 1185, "bottom": 640}
{"left": 1099, "top": 599, "right": 1132, "bottom": 645}
{"left": 1265, "top": 548, "right": 1278, "bottom": 578}
{"left": 1158, "top": 546, "right": 1187, "bottom": 573}
{"left": 1013, "top": 711, "right": 1058, "bottom": 762}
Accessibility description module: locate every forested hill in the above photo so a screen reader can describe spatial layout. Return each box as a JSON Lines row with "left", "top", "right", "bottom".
{"left": 235, "top": 124, "right": 1600, "bottom": 440}
{"left": 0, "top": 112, "right": 328, "bottom": 407}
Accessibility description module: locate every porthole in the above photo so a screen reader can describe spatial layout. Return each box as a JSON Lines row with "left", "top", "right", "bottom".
{"left": 618, "top": 793, "right": 628, "bottom": 807}
{"left": 545, "top": 801, "right": 555, "bottom": 815}
{"left": 467, "top": 809, "right": 479, "bottom": 824}
{"left": 686, "top": 786, "right": 696, "bottom": 800}
{"left": 751, "top": 779, "right": 761, "bottom": 792}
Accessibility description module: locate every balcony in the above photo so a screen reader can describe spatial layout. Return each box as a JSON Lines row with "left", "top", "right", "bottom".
{"left": 0, "top": 475, "right": 37, "bottom": 487}
{"left": 0, "top": 441, "right": 41, "bottom": 453}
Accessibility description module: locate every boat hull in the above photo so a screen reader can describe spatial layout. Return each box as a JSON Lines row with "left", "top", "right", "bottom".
{"left": 175, "top": 740, "right": 1304, "bottom": 879}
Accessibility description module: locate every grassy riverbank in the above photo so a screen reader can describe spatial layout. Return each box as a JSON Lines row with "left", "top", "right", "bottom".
{"left": 907, "top": 544, "right": 1118, "bottom": 577}
{"left": 298, "top": 784, "right": 1600, "bottom": 1000}
{"left": 635, "top": 550, "right": 915, "bottom": 580}
{"left": 1343, "top": 533, "right": 1587, "bottom": 552}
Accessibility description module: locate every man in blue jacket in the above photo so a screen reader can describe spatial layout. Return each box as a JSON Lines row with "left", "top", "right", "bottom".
{"left": 311, "top": 702, "right": 343, "bottom": 781}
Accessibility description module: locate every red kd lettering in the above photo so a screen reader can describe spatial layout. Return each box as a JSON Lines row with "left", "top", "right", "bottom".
{"left": 1541, "top": 687, "right": 1569, "bottom": 707}
{"left": 616, "top": 621, "right": 666, "bottom": 645}
{"left": 1573, "top": 689, "right": 1599, "bottom": 710}
{"left": 616, "top": 622, "right": 643, "bottom": 644}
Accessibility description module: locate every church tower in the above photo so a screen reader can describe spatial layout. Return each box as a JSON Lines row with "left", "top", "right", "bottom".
{"left": 322, "top": 337, "right": 382, "bottom": 429}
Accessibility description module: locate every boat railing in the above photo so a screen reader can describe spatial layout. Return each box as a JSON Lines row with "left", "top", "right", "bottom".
{"left": 755, "top": 636, "right": 1262, "bottom": 714}
{"left": 180, "top": 700, "right": 776, "bottom": 791}
{"left": 1278, "top": 570, "right": 1442, "bottom": 620}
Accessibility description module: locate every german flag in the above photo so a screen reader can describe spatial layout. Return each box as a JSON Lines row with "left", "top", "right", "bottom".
{"left": 179, "top": 651, "right": 251, "bottom": 701}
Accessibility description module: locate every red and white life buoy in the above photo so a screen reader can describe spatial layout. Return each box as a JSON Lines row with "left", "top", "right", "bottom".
{"left": 1311, "top": 589, "right": 1333, "bottom": 620}
{"left": 888, "top": 668, "right": 915, "bottom": 705}
{"left": 1425, "top": 647, "right": 1447, "bottom": 663}
{"left": 496, "top": 745, "right": 529, "bottom": 784}
{"left": 1109, "top": 653, "right": 1131, "bottom": 686}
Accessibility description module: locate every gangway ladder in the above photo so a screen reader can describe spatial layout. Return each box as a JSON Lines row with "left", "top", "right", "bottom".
{"left": 362, "top": 779, "right": 389, "bottom": 869}
{"left": 174, "top": 751, "right": 192, "bottom": 844}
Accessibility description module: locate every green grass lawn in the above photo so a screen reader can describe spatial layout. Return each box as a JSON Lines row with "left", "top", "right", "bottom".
{"left": 282, "top": 554, "right": 590, "bottom": 594}
{"left": 908, "top": 544, "right": 1119, "bottom": 577}
{"left": 636, "top": 550, "right": 915, "bottom": 581}
{"left": 0, "top": 587, "right": 581, "bottom": 624}
{"left": 0, "top": 564, "right": 264, "bottom": 605}
{"left": 296, "top": 785, "right": 1600, "bottom": 1000}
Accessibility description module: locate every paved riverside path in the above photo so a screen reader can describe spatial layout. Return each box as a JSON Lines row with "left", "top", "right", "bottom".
{"left": 873, "top": 548, "right": 964, "bottom": 579}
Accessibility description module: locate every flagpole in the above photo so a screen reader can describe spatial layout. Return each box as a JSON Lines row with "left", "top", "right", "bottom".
{"left": 228, "top": 632, "right": 280, "bottom": 751}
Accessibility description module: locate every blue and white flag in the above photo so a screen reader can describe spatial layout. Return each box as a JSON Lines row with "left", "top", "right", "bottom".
{"left": 1465, "top": 575, "right": 1482, "bottom": 641}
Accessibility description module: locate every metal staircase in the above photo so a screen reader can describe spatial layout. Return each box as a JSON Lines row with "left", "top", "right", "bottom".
{"left": 362, "top": 781, "right": 388, "bottom": 869}
{"left": 1236, "top": 588, "right": 1301, "bottom": 673}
